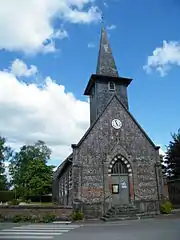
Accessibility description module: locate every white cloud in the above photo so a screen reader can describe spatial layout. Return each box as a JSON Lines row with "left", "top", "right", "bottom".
{"left": 66, "top": 0, "right": 95, "bottom": 10}
{"left": 52, "top": 29, "right": 69, "bottom": 40}
{"left": 0, "top": 0, "right": 101, "bottom": 54}
{"left": 143, "top": 40, "right": 180, "bottom": 76}
{"left": 9, "top": 59, "right": 38, "bottom": 78}
{"left": 159, "top": 148, "right": 165, "bottom": 156}
{"left": 88, "top": 43, "right": 96, "bottom": 48}
{"left": 107, "top": 24, "right": 116, "bottom": 30}
{"left": 0, "top": 60, "right": 90, "bottom": 162}
{"left": 63, "top": 6, "right": 101, "bottom": 23}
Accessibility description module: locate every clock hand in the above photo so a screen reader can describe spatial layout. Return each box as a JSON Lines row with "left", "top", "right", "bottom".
{"left": 115, "top": 120, "right": 118, "bottom": 125}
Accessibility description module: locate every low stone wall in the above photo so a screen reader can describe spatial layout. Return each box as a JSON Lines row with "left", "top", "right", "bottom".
{"left": 134, "top": 200, "right": 160, "bottom": 214}
{"left": 0, "top": 205, "right": 73, "bottom": 220}
{"left": 168, "top": 179, "right": 180, "bottom": 208}
{"left": 82, "top": 203, "right": 103, "bottom": 219}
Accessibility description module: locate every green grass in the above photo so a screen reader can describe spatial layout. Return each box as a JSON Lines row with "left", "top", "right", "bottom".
{"left": 26, "top": 202, "right": 57, "bottom": 206}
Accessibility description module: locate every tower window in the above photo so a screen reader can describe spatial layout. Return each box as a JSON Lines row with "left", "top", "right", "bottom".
{"left": 108, "top": 81, "right": 116, "bottom": 91}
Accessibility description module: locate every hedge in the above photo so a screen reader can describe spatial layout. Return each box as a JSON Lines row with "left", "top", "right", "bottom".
{"left": 29, "top": 195, "right": 52, "bottom": 203}
{"left": 0, "top": 191, "right": 15, "bottom": 202}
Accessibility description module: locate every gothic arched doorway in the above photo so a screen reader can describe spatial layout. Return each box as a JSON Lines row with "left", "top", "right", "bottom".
{"left": 110, "top": 156, "right": 132, "bottom": 205}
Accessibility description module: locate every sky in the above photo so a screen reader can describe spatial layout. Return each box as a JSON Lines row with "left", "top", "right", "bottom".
{"left": 0, "top": 0, "right": 180, "bottom": 167}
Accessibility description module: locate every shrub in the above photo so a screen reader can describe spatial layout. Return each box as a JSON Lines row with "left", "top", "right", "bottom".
{"left": 160, "top": 200, "right": 173, "bottom": 214}
{"left": 22, "top": 215, "right": 32, "bottom": 222}
{"left": 8, "top": 199, "right": 20, "bottom": 205}
{"left": 0, "top": 214, "right": 5, "bottom": 222}
{"left": 42, "top": 213, "right": 56, "bottom": 223}
{"left": 12, "top": 215, "right": 22, "bottom": 223}
{"left": 71, "top": 211, "right": 84, "bottom": 221}
{"left": 12, "top": 214, "right": 42, "bottom": 223}
{"left": 31, "top": 215, "right": 41, "bottom": 223}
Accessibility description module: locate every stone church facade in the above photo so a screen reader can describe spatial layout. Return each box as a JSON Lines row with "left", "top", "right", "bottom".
{"left": 53, "top": 27, "right": 163, "bottom": 218}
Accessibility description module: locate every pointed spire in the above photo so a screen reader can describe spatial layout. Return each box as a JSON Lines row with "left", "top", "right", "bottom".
{"left": 96, "top": 27, "right": 119, "bottom": 77}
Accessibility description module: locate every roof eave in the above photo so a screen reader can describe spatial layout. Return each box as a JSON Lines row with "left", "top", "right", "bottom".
{"left": 84, "top": 74, "right": 133, "bottom": 95}
{"left": 53, "top": 153, "right": 73, "bottom": 179}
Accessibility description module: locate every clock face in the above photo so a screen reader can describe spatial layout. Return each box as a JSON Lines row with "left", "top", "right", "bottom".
{"left": 112, "top": 119, "right": 122, "bottom": 129}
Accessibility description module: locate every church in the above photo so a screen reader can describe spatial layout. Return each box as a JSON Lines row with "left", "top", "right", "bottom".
{"left": 52, "top": 27, "right": 163, "bottom": 218}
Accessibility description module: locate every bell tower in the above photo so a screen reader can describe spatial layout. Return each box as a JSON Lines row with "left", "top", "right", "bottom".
{"left": 84, "top": 27, "right": 132, "bottom": 125}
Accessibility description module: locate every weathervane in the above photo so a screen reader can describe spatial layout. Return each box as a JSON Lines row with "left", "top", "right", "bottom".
{"left": 100, "top": 0, "right": 105, "bottom": 27}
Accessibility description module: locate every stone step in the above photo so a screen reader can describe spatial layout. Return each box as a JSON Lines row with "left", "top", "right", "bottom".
{"left": 107, "top": 209, "right": 140, "bottom": 214}
{"left": 104, "top": 212, "right": 156, "bottom": 218}
{"left": 101, "top": 204, "right": 157, "bottom": 222}
{"left": 104, "top": 213, "right": 142, "bottom": 218}
{"left": 111, "top": 206, "right": 137, "bottom": 210}
{"left": 107, "top": 213, "right": 141, "bottom": 216}
{"left": 104, "top": 213, "right": 147, "bottom": 218}
{"left": 106, "top": 211, "right": 141, "bottom": 216}
{"left": 101, "top": 214, "right": 156, "bottom": 222}
{"left": 111, "top": 208, "right": 138, "bottom": 211}
{"left": 111, "top": 204, "right": 136, "bottom": 207}
{"left": 110, "top": 207, "right": 139, "bottom": 211}
{"left": 101, "top": 216, "right": 138, "bottom": 221}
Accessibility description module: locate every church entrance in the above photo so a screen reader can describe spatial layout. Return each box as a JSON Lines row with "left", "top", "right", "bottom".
{"left": 111, "top": 159, "right": 130, "bottom": 205}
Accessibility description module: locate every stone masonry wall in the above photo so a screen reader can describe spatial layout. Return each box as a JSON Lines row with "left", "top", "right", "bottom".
{"left": 0, "top": 206, "right": 72, "bottom": 220}
{"left": 89, "top": 78, "right": 129, "bottom": 125}
{"left": 73, "top": 96, "right": 161, "bottom": 216}
{"left": 96, "top": 80, "right": 129, "bottom": 118}
{"left": 58, "top": 165, "right": 73, "bottom": 206}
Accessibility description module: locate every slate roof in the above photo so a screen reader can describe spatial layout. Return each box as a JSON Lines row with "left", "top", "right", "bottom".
{"left": 96, "top": 27, "right": 119, "bottom": 77}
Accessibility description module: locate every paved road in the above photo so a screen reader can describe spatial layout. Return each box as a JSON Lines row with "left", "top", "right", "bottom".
{"left": 0, "top": 218, "right": 179, "bottom": 240}
{"left": 62, "top": 218, "right": 180, "bottom": 240}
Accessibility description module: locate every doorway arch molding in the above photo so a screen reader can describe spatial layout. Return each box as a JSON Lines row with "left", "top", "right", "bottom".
{"left": 108, "top": 154, "right": 133, "bottom": 177}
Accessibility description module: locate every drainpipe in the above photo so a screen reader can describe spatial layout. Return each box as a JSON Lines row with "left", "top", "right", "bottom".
{"left": 102, "top": 154, "right": 106, "bottom": 215}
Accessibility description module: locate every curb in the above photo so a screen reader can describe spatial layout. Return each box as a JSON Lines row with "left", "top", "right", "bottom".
{"left": 52, "top": 221, "right": 72, "bottom": 224}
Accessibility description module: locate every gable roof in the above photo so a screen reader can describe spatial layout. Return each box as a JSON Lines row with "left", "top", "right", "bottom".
{"left": 72, "top": 94, "right": 160, "bottom": 151}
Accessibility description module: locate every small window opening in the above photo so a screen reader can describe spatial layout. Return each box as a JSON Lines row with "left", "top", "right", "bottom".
{"left": 108, "top": 81, "right": 116, "bottom": 91}
{"left": 91, "top": 86, "right": 95, "bottom": 96}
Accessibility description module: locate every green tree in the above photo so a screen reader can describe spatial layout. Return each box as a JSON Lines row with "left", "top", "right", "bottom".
{"left": 0, "top": 136, "right": 12, "bottom": 190}
{"left": 160, "top": 154, "right": 167, "bottom": 177}
{"left": 165, "top": 129, "right": 180, "bottom": 179}
{"left": 9, "top": 140, "right": 54, "bottom": 200}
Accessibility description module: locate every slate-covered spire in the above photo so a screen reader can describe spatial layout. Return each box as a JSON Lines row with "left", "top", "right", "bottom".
{"left": 96, "top": 27, "right": 119, "bottom": 77}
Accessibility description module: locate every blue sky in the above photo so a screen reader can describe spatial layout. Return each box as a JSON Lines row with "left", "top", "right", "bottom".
{"left": 0, "top": 0, "right": 180, "bottom": 165}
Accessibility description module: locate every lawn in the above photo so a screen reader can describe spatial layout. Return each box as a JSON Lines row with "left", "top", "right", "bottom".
{"left": 25, "top": 202, "right": 57, "bottom": 206}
